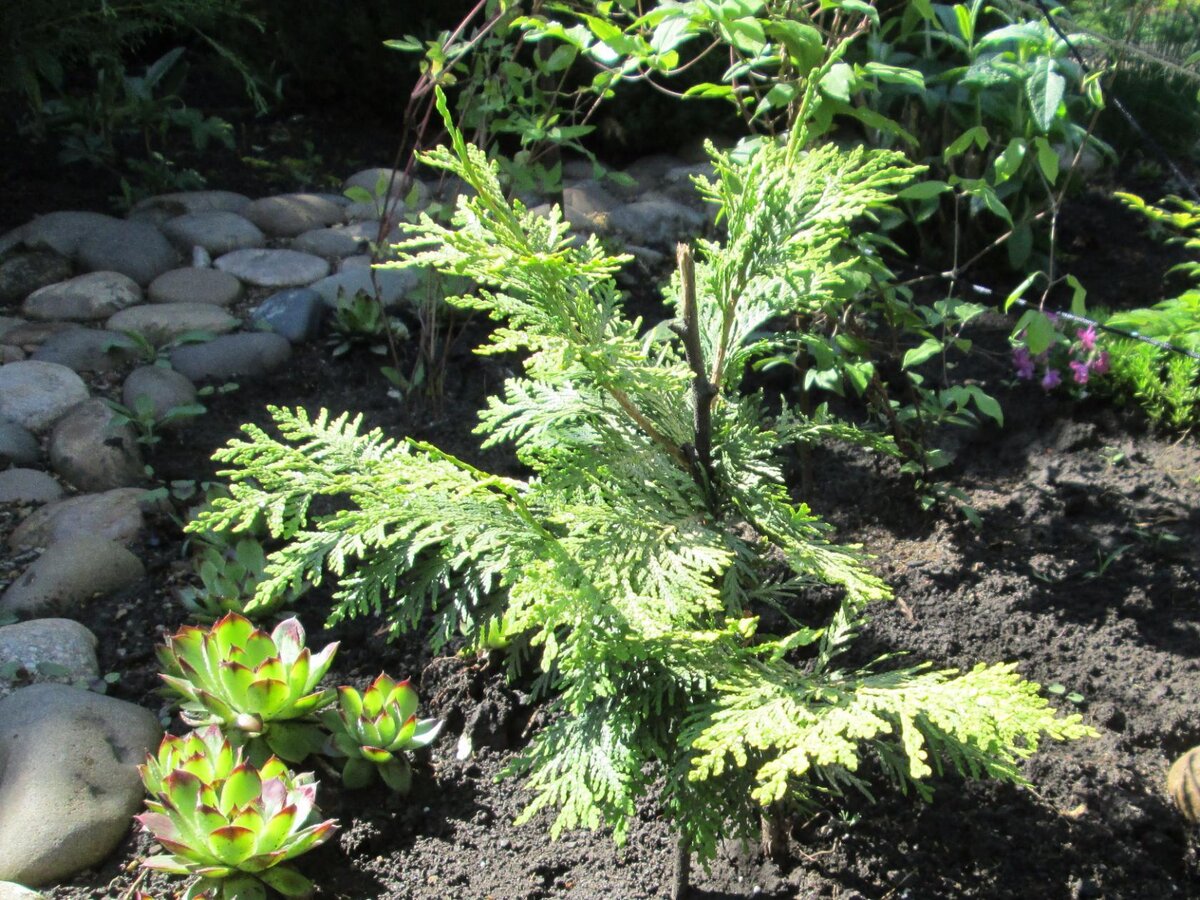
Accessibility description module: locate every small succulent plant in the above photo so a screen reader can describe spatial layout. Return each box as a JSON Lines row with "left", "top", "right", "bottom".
{"left": 178, "top": 537, "right": 275, "bottom": 622}
{"left": 137, "top": 728, "right": 337, "bottom": 900}
{"left": 322, "top": 673, "right": 442, "bottom": 792}
{"left": 158, "top": 614, "right": 337, "bottom": 762}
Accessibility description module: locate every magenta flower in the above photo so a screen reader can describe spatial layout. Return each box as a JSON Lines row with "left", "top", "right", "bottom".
{"left": 1069, "top": 360, "right": 1090, "bottom": 384}
{"left": 1077, "top": 326, "right": 1097, "bottom": 352}
{"left": 1041, "top": 368, "right": 1062, "bottom": 390}
{"left": 1090, "top": 351, "right": 1110, "bottom": 375}
{"left": 1012, "top": 345, "right": 1035, "bottom": 380}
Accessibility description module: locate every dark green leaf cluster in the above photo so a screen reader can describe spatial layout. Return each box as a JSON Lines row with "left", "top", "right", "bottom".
{"left": 195, "top": 92, "right": 1093, "bottom": 859}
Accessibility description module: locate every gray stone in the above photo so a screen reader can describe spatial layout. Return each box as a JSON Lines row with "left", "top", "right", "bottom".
{"left": 622, "top": 154, "right": 682, "bottom": 190}
{"left": 147, "top": 267, "right": 243, "bottom": 307}
{"left": 0, "top": 420, "right": 40, "bottom": 468}
{"left": 169, "top": 332, "right": 292, "bottom": 382}
{"left": 214, "top": 248, "right": 330, "bottom": 288}
{"left": 48, "top": 398, "right": 145, "bottom": 492}
{"left": 311, "top": 266, "right": 421, "bottom": 309}
{"left": 0, "top": 470, "right": 62, "bottom": 505}
{"left": 20, "top": 211, "right": 118, "bottom": 257}
{"left": 1, "top": 321, "right": 81, "bottom": 350}
{"left": 0, "top": 347, "right": 22, "bottom": 363}
{"left": 1, "top": 535, "right": 144, "bottom": 613}
{"left": 0, "top": 619, "right": 98, "bottom": 700}
{"left": 75, "top": 220, "right": 179, "bottom": 286}
{"left": 8, "top": 489, "right": 149, "bottom": 550}
{"left": 251, "top": 288, "right": 325, "bottom": 343}
{"left": 561, "top": 182, "right": 622, "bottom": 233}
{"left": 0, "top": 684, "right": 161, "bottom": 886}
{"left": 122, "top": 365, "right": 198, "bottom": 422}
{"left": 160, "top": 211, "right": 266, "bottom": 256}
{"left": 339, "top": 254, "right": 373, "bottom": 270}
{"left": 30, "top": 329, "right": 137, "bottom": 374}
{"left": 22, "top": 271, "right": 141, "bottom": 322}
{"left": 291, "top": 227, "right": 368, "bottom": 259}
{"left": 0, "top": 882, "right": 45, "bottom": 899}
{"left": 0, "top": 319, "right": 25, "bottom": 340}
{"left": 0, "top": 253, "right": 74, "bottom": 306}
{"left": 608, "top": 197, "right": 706, "bottom": 248}
{"left": 0, "top": 227, "right": 27, "bottom": 257}
{"left": 0, "top": 361, "right": 89, "bottom": 433}
{"left": 132, "top": 190, "right": 252, "bottom": 219}
{"left": 241, "top": 193, "right": 345, "bottom": 237}
{"left": 106, "top": 303, "right": 238, "bottom": 346}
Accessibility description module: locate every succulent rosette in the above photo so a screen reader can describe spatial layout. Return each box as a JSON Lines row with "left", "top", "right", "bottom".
{"left": 321, "top": 673, "right": 442, "bottom": 792}
{"left": 137, "top": 730, "right": 337, "bottom": 900}
{"left": 157, "top": 614, "right": 338, "bottom": 762}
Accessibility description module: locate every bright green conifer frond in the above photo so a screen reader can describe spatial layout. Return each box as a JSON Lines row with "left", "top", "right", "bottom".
{"left": 195, "top": 91, "right": 1093, "bottom": 862}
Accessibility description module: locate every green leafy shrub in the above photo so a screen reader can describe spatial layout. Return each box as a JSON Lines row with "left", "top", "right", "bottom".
{"left": 137, "top": 725, "right": 337, "bottom": 900}
{"left": 322, "top": 674, "right": 442, "bottom": 792}
{"left": 1090, "top": 192, "right": 1200, "bottom": 430}
{"left": 194, "top": 97, "right": 1093, "bottom": 879}
{"left": 158, "top": 614, "right": 337, "bottom": 763}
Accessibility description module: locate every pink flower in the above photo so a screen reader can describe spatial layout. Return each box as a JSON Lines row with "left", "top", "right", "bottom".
{"left": 1089, "top": 351, "right": 1110, "bottom": 375}
{"left": 1069, "top": 360, "right": 1090, "bottom": 384}
{"left": 1077, "top": 326, "right": 1097, "bottom": 352}
{"left": 1041, "top": 368, "right": 1062, "bottom": 390}
{"left": 1012, "top": 345, "right": 1035, "bottom": 380}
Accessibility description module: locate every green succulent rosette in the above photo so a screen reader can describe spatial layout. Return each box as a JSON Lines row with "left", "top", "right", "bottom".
{"left": 321, "top": 673, "right": 442, "bottom": 793}
{"left": 137, "top": 731, "right": 337, "bottom": 900}
{"left": 158, "top": 613, "right": 337, "bottom": 762}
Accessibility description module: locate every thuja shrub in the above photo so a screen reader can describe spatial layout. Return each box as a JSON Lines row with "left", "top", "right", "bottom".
{"left": 195, "top": 94, "right": 1093, "bottom": 878}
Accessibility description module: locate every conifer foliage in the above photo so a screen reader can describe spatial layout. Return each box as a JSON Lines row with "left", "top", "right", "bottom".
{"left": 197, "top": 92, "right": 1093, "bottom": 871}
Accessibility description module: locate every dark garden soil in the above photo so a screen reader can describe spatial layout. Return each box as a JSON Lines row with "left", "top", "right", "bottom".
{"left": 5, "top": 126, "right": 1200, "bottom": 898}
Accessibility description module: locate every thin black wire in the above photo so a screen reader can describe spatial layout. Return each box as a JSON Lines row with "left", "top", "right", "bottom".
{"left": 1030, "top": 0, "right": 1200, "bottom": 204}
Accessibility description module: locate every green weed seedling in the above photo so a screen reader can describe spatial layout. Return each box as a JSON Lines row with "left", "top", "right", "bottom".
{"left": 193, "top": 94, "right": 1094, "bottom": 896}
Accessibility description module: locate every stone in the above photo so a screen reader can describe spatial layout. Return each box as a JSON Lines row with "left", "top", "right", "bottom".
{"left": 661, "top": 162, "right": 716, "bottom": 205}
{"left": 122, "top": 365, "right": 198, "bottom": 421}
{"left": 310, "top": 266, "right": 421, "bottom": 309}
{"left": 622, "top": 153, "right": 682, "bottom": 190}
{"left": 147, "top": 267, "right": 243, "bottom": 307}
{"left": 106, "top": 303, "right": 239, "bottom": 346}
{"left": 291, "top": 227, "right": 368, "bottom": 259}
{"left": 30, "top": 329, "right": 138, "bottom": 374}
{"left": 160, "top": 211, "right": 266, "bottom": 256}
{"left": 21, "top": 271, "right": 141, "bottom": 322}
{"left": 214, "top": 248, "right": 330, "bottom": 288}
{"left": 0, "top": 347, "right": 22, "bottom": 363}
{"left": 0, "top": 420, "right": 40, "bottom": 468}
{"left": 0, "top": 882, "right": 45, "bottom": 899}
{"left": 241, "top": 193, "right": 345, "bottom": 237}
{"left": 169, "top": 332, "right": 292, "bottom": 382}
{"left": 0, "top": 470, "right": 62, "bottom": 505}
{"left": 251, "top": 288, "right": 326, "bottom": 343}
{"left": 1, "top": 321, "right": 81, "bottom": 350}
{"left": 0, "top": 318, "right": 25, "bottom": 340}
{"left": 0, "top": 684, "right": 161, "bottom": 886}
{"left": 0, "top": 227, "right": 26, "bottom": 257}
{"left": 75, "top": 220, "right": 179, "bottom": 286}
{"left": 0, "top": 361, "right": 89, "bottom": 433}
{"left": 561, "top": 182, "right": 622, "bottom": 232}
{"left": 48, "top": 398, "right": 145, "bottom": 492}
{"left": 0, "top": 252, "right": 74, "bottom": 306}
{"left": 608, "top": 197, "right": 706, "bottom": 249}
{"left": 20, "top": 211, "right": 118, "bottom": 257}
{"left": 132, "top": 189, "right": 252, "bottom": 219}
{"left": 8, "top": 489, "right": 149, "bottom": 550}
{"left": 1, "top": 535, "right": 144, "bottom": 614}
{"left": 0, "top": 619, "right": 98, "bottom": 700}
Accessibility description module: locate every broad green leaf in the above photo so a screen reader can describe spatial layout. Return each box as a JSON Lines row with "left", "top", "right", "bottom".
{"left": 820, "top": 63, "right": 856, "bottom": 102}
{"left": 1004, "top": 271, "right": 1042, "bottom": 312}
{"left": 1007, "top": 221, "right": 1033, "bottom": 268}
{"left": 903, "top": 338, "right": 943, "bottom": 369}
{"left": 944, "top": 125, "right": 989, "bottom": 162}
{"left": 860, "top": 62, "right": 925, "bottom": 89}
{"left": 1034, "top": 137, "right": 1060, "bottom": 183}
{"left": 993, "top": 138, "right": 1027, "bottom": 184}
{"left": 1066, "top": 275, "right": 1087, "bottom": 316}
{"left": 1026, "top": 57, "right": 1066, "bottom": 133}
{"left": 898, "top": 181, "right": 950, "bottom": 201}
